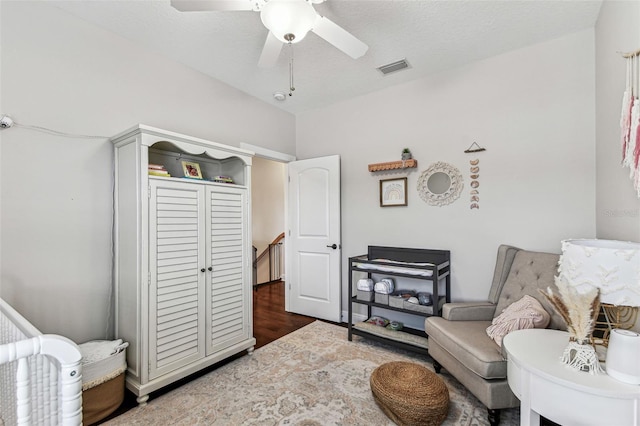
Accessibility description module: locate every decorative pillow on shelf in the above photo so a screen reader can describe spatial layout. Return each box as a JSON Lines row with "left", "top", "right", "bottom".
{"left": 486, "top": 295, "right": 550, "bottom": 347}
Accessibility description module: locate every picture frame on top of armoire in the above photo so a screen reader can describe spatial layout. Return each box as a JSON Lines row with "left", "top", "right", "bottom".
{"left": 182, "top": 161, "right": 203, "bottom": 179}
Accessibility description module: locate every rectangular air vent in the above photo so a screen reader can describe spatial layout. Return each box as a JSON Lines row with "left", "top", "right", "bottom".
{"left": 377, "top": 59, "right": 410, "bottom": 76}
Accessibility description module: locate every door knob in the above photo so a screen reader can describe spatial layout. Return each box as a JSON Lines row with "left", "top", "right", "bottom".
{"left": 200, "top": 268, "right": 206, "bottom": 273}
{"left": 208, "top": 266, "right": 213, "bottom": 271}
{"left": 326, "top": 244, "right": 338, "bottom": 249}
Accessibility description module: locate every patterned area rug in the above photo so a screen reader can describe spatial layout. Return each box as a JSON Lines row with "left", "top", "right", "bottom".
{"left": 104, "top": 321, "right": 519, "bottom": 425}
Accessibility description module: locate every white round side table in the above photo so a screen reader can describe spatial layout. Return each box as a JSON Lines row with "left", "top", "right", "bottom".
{"left": 503, "top": 328, "right": 640, "bottom": 426}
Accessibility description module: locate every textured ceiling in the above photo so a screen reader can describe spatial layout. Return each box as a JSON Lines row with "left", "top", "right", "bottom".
{"left": 50, "top": 0, "right": 603, "bottom": 115}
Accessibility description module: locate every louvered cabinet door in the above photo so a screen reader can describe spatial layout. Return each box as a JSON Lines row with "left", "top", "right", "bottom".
{"left": 148, "top": 180, "right": 206, "bottom": 380}
{"left": 206, "top": 185, "right": 250, "bottom": 354}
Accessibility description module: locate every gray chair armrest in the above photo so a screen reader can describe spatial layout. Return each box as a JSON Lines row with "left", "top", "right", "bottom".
{"left": 442, "top": 302, "right": 496, "bottom": 321}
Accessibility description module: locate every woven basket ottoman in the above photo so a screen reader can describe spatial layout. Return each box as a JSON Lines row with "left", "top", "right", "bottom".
{"left": 370, "top": 361, "right": 449, "bottom": 426}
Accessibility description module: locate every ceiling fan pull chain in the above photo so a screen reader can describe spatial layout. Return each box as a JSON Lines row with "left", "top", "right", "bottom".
{"left": 289, "top": 41, "right": 295, "bottom": 96}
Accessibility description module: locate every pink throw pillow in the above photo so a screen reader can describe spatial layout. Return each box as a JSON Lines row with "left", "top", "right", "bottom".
{"left": 486, "top": 295, "right": 550, "bottom": 347}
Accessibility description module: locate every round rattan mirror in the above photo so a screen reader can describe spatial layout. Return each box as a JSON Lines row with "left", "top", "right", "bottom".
{"left": 417, "top": 162, "right": 464, "bottom": 206}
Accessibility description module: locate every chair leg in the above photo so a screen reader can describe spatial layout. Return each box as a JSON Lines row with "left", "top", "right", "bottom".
{"left": 433, "top": 360, "right": 442, "bottom": 373}
{"left": 487, "top": 408, "right": 501, "bottom": 426}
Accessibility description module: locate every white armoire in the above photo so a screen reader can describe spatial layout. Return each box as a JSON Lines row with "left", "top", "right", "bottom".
{"left": 111, "top": 125, "right": 255, "bottom": 405}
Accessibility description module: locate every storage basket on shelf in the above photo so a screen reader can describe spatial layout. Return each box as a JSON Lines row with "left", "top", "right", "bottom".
{"left": 79, "top": 339, "right": 128, "bottom": 425}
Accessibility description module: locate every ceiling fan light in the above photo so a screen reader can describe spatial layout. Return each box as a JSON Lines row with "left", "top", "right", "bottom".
{"left": 260, "top": 0, "right": 316, "bottom": 43}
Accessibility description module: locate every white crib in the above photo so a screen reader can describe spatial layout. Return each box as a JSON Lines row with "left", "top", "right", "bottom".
{"left": 0, "top": 298, "right": 83, "bottom": 425}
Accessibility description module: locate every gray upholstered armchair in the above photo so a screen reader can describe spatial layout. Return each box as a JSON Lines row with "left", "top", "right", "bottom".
{"left": 425, "top": 245, "right": 567, "bottom": 426}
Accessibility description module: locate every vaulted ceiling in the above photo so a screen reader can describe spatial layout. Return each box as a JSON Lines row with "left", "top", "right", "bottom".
{"left": 50, "top": 0, "right": 603, "bottom": 114}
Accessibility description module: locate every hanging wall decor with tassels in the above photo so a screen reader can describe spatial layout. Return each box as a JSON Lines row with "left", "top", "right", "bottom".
{"left": 620, "top": 49, "right": 640, "bottom": 198}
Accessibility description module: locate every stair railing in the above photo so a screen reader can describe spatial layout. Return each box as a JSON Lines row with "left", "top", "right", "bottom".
{"left": 253, "top": 232, "right": 285, "bottom": 288}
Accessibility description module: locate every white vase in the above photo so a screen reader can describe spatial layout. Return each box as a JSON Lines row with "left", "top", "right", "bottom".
{"left": 561, "top": 341, "right": 604, "bottom": 374}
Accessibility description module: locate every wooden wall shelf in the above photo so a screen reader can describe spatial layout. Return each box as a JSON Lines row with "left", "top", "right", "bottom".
{"left": 368, "top": 159, "right": 417, "bottom": 172}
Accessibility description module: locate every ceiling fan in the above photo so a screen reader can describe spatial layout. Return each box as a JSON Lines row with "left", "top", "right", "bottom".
{"left": 170, "top": 0, "right": 369, "bottom": 68}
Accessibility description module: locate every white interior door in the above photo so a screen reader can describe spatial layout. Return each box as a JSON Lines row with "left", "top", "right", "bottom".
{"left": 286, "top": 155, "right": 341, "bottom": 322}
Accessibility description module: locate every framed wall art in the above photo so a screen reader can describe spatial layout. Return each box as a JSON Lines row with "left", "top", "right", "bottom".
{"left": 380, "top": 177, "right": 408, "bottom": 207}
{"left": 182, "top": 160, "right": 203, "bottom": 179}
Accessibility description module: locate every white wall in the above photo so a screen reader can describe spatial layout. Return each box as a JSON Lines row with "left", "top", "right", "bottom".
{"left": 595, "top": 0, "right": 640, "bottom": 242}
{"left": 251, "top": 156, "right": 285, "bottom": 283}
{"left": 0, "top": 2, "right": 608, "bottom": 339}
{"left": 297, "top": 30, "right": 597, "bottom": 319}
{"left": 0, "top": 2, "right": 295, "bottom": 343}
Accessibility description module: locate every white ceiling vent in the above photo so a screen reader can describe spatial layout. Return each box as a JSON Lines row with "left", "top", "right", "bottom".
{"left": 377, "top": 59, "right": 410, "bottom": 76}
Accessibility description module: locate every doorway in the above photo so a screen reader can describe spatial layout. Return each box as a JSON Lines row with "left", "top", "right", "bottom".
{"left": 249, "top": 148, "right": 304, "bottom": 341}
{"left": 244, "top": 144, "right": 342, "bottom": 323}
{"left": 251, "top": 156, "right": 287, "bottom": 286}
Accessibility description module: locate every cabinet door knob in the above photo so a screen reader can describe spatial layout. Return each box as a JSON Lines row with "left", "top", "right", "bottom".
{"left": 200, "top": 268, "right": 206, "bottom": 273}
{"left": 208, "top": 266, "right": 213, "bottom": 271}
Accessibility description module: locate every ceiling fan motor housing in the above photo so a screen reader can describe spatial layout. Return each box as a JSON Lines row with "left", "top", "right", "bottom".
{"left": 260, "top": 0, "right": 317, "bottom": 43}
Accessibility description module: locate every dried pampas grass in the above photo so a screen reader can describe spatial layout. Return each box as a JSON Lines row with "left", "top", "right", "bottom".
{"left": 539, "top": 277, "right": 604, "bottom": 373}
{"left": 539, "top": 277, "right": 600, "bottom": 344}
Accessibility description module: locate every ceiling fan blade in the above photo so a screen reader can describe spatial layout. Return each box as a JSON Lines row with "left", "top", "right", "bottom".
{"left": 258, "top": 32, "right": 283, "bottom": 68}
{"left": 170, "top": 0, "right": 254, "bottom": 12}
{"left": 311, "top": 15, "right": 368, "bottom": 59}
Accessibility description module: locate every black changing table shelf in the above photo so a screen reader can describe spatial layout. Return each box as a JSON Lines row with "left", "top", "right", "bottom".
{"left": 347, "top": 245, "right": 451, "bottom": 355}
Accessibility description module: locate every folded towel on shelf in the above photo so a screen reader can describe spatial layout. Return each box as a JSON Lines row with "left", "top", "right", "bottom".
{"left": 374, "top": 278, "right": 395, "bottom": 294}
{"left": 357, "top": 278, "right": 374, "bottom": 291}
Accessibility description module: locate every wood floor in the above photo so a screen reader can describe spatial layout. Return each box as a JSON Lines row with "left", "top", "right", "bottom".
{"left": 253, "top": 280, "right": 316, "bottom": 349}
{"left": 97, "top": 280, "right": 315, "bottom": 424}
